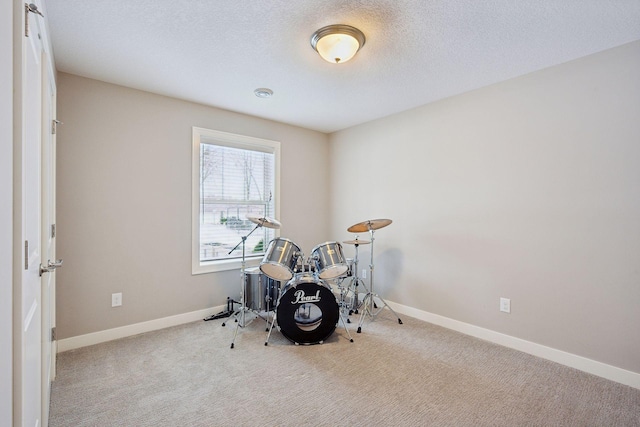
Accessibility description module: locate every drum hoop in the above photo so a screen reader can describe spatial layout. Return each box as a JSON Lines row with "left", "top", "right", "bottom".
{"left": 268, "top": 237, "right": 301, "bottom": 249}
{"left": 260, "top": 262, "right": 294, "bottom": 281}
{"left": 288, "top": 272, "right": 323, "bottom": 285}
{"left": 310, "top": 241, "right": 341, "bottom": 253}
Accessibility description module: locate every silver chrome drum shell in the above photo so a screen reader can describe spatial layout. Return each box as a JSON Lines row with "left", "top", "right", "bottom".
{"left": 260, "top": 238, "right": 302, "bottom": 281}
{"left": 311, "top": 241, "right": 348, "bottom": 279}
{"left": 344, "top": 258, "right": 354, "bottom": 277}
{"left": 244, "top": 268, "right": 280, "bottom": 312}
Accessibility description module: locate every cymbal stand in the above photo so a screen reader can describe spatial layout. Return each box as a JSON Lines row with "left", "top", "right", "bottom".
{"left": 221, "top": 222, "right": 265, "bottom": 349}
{"left": 338, "top": 239, "right": 369, "bottom": 320}
{"left": 337, "top": 308, "right": 356, "bottom": 343}
{"left": 357, "top": 227, "right": 403, "bottom": 333}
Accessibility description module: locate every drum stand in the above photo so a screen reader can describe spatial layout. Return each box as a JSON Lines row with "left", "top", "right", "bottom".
{"left": 337, "top": 240, "right": 369, "bottom": 321}
{"left": 357, "top": 226, "right": 403, "bottom": 333}
{"left": 221, "top": 223, "right": 268, "bottom": 349}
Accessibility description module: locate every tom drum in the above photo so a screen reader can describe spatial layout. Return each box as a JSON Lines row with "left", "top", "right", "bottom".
{"left": 310, "top": 241, "right": 348, "bottom": 279}
{"left": 260, "top": 238, "right": 302, "bottom": 281}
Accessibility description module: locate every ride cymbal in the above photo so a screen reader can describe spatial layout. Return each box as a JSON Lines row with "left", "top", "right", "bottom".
{"left": 247, "top": 215, "right": 281, "bottom": 229}
{"left": 347, "top": 218, "right": 392, "bottom": 233}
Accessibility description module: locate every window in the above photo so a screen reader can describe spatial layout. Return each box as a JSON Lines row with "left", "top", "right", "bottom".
{"left": 192, "top": 127, "right": 280, "bottom": 274}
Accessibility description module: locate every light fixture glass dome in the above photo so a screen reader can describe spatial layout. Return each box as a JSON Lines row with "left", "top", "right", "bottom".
{"left": 311, "top": 24, "right": 365, "bottom": 64}
{"left": 254, "top": 88, "right": 273, "bottom": 98}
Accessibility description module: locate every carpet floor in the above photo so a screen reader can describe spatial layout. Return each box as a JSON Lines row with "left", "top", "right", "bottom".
{"left": 50, "top": 308, "right": 640, "bottom": 426}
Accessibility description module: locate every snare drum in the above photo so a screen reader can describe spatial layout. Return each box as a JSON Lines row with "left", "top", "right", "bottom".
{"left": 311, "top": 241, "right": 348, "bottom": 279}
{"left": 244, "top": 268, "right": 280, "bottom": 312}
{"left": 276, "top": 273, "right": 339, "bottom": 345}
{"left": 260, "top": 238, "right": 301, "bottom": 281}
{"left": 344, "top": 258, "right": 354, "bottom": 277}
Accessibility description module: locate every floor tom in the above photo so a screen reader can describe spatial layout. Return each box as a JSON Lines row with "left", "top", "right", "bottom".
{"left": 244, "top": 268, "right": 280, "bottom": 312}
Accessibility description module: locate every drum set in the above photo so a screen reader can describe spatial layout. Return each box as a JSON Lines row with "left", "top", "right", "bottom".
{"left": 221, "top": 215, "right": 402, "bottom": 348}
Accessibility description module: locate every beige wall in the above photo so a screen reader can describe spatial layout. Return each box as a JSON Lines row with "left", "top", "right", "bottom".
{"left": 329, "top": 41, "right": 640, "bottom": 374}
{"left": 55, "top": 73, "right": 330, "bottom": 339}
{"left": 57, "top": 41, "right": 640, "bottom": 376}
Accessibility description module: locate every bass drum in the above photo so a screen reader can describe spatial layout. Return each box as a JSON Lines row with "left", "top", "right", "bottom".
{"left": 276, "top": 273, "right": 339, "bottom": 345}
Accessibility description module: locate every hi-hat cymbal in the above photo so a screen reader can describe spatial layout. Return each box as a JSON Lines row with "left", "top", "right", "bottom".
{"left": 247, "top": 215, "right": 281, "bottom": 229}
{"left": 343, "top": 239, "right": 370, "bottom": 245}
{"left": 347, "top": 218, "right": 392, "bottom": 233}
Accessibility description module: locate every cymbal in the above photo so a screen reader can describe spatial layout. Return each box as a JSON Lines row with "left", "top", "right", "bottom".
{"left": 343, "top": 239, "right": 370, "bottom": 245}
{"left": 247, "top": 215, "right": 281, "bottom": 229}
{"left": 347, "top": 218, "right": 392, "bottom": 233}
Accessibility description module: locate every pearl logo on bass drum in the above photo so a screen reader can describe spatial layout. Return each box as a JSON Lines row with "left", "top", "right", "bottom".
{"left": 292, "top": 289, "right": 321, "bottom": 304}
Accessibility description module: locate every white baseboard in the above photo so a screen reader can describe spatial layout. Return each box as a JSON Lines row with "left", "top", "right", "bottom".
{"left": 56, "top": 305, "right": 226, "bottom": 353}
{"left": 57, "top": 301, "right": 639, "bottom": 390}
{"left": 387, "top": 301, "right": 640, "bottom": 390}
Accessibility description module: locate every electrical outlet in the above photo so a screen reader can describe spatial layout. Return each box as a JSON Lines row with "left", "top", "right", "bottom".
{"left": 112, "top": 292, "right": 122, "bottom": 307}
{"left": 500, "top": 297, "right": 510, "bottom": 313}
{"left": 362, "top": 269, "right": 367, "bottom": 279}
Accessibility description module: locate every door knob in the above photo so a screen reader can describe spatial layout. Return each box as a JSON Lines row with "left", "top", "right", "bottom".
{"left": 39, "top": 259, "right": 63, "bottom": 276}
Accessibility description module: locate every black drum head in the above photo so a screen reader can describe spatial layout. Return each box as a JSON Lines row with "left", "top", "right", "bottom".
{"left": 276, "top": 282, "right": 338, "bottom": 345}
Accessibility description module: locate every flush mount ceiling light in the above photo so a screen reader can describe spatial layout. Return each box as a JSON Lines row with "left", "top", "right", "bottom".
{"left": 310, "top": 24, "right": 366, "bottom": 64}
{"left": 254, "top": 88, "right": 273, "bottom": 98}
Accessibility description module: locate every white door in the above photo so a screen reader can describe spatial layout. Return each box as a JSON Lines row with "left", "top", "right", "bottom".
{"left": 40, "top": 51, "right": 58, "bottom": 427}
{"left": 21, "top": 4, "right": 44, "bottom": 426}
{"left": 1, "top": 0, "right": 14, "bottom": 424}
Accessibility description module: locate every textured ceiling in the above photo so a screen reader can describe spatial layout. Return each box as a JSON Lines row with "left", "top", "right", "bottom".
{"left": 45, "top": 0, "right": 640, "bottom": 133}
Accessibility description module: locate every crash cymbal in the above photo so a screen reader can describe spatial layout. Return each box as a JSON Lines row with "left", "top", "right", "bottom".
{"left": 247, "top": 215, "right": 281, "bottom": 229}
{"left": 343, "top": 239, "right": 371, "bottom": 245}
{"left": 347, "top": 218, "right": 392, "bottom": 233}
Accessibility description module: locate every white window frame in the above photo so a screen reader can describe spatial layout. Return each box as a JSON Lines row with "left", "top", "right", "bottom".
{"left": 191, "top": 127, "right": 281, "bottom": 274}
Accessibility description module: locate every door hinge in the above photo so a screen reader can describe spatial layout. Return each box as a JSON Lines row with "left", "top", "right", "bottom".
{"left": 24, "top": 4, "right": 29, "bottom": 37}
{"left": 52, "top": 119, "right": 62, "bottom": 135}
{"left": 51, "top": 327, "right": 56, "bottom": 341}
{"left": 24, "top": 240, "right": 29, "bottom": 270}
{"left": 24, "top": 3, "right": 44, "bottom": 38}
{"left": 51, "top": 224, "right": 56, "bottom": 238}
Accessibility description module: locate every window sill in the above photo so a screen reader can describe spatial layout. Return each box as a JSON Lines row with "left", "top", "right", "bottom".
{"left": 192, "top": 256, "right": 262, "bottom": 275}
